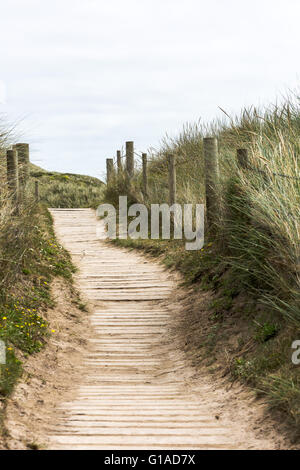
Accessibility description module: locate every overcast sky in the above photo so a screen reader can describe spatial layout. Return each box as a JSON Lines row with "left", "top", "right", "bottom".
{"left": 0, "top": 0, "right": 299, "bottom": 179}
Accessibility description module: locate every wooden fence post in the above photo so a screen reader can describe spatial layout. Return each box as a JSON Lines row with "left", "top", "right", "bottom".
{"left": 106, "top": 158, "right": 114, "bottom": 185}
{"left": 15, "top": 143, "right": 29, "bottom": 189}
{"left": 142, "top": 153, "right": 148, "bottom": 198}
{"left": 6, "top": 149, "right": 19, "bottom": 203}
{"left": 35, "top": 180, "right": 39, "bottom": 202}
{"left": 237, "top": 148, "right": 249, "bottom": 169}
{"left": 126, "top": 141, "right": 134, "bottom": 180}
{"left": 168, "top": 154, "right": 176, "bottom": 206}
{"left": 117, "top": 150, "right": 122, "bottom": 174}
{"left": 203, "top": 137, "right": 219, "bottom": 231}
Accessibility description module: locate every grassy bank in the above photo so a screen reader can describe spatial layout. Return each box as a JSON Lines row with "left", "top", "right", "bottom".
{"left": 0, "top": 192, "right": 76, "bottom": 438}
{"left": 104, "top": 96, "right": 300, "bottom": 428}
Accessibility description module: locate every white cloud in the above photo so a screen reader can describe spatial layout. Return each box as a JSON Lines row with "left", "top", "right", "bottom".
{"left": 0, "top": 0, "right": 299, "bottom": 177}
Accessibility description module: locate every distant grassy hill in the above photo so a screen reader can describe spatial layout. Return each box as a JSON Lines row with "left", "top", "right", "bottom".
{"left": 29, "top": 165, "right": 104, "bottom": 208}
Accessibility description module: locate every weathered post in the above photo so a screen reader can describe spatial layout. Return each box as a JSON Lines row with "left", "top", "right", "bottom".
{"left": 203, "top": 137, "right": 219, "bottom": 231}
{"left": 126, "top": 141, "right": 134, "bottom": 180}
{"left": 35, "top": 180, "right": 39, "bottom": 202}
{"left": 15, "top": 143, "right": 29, "bottom": 189}
{"left": 106, "top": 158, "right": 114, "bottom": 185}
{"left": 117, "top": 150, "right": 122, "bottom": 174}
{"left": 168, "top": 154, "right": 176, "bottom": 206}
{"left": 237, "top": 148, "right": 249, "bottom": 169}
{"left": 6, "top": 149, "right": 19, "bottom": 202}
{"left": 142, "top": 153, "right": 148, "bottom": 198}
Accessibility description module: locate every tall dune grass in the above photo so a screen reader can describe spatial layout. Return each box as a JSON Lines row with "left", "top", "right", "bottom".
{"left": 104, "top": 95, "right": 300, "bottom": 325}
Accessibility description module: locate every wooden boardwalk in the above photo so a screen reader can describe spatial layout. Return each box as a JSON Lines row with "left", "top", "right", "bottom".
{"left": 48, "top": 208, "right": 237, "bottom": 450}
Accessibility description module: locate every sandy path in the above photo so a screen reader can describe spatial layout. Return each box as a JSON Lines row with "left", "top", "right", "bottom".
{"left": 47, "top": 208, "right": 278, "bottom": 450}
